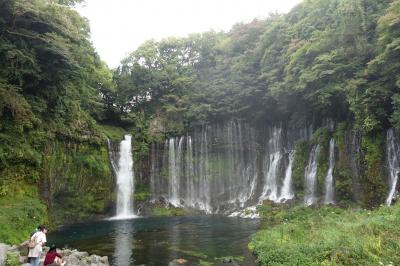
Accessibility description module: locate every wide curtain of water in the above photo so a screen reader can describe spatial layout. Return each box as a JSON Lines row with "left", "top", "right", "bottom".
{"left": 149, "top": 121, "right": 312, "bottom": 214}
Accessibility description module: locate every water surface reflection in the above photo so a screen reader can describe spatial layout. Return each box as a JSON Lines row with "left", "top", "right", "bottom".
{"left": 48, "top": 216, "right": 259, "bottom": 265}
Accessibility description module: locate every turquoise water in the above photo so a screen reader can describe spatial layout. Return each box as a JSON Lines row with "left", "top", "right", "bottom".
{"left": 48, "top": 216, "right": 259, "bottom": 265}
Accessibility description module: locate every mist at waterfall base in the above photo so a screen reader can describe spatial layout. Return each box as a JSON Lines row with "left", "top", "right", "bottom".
{"left": 48, "top": 216, "right": 259, "bottom": 265}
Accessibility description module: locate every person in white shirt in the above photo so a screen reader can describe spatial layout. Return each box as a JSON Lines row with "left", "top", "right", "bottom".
{"left": 28, "top": 225, "right": 48, "bottom": 266}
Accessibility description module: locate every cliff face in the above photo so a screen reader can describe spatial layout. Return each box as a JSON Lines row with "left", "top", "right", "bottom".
{"left": 40, "top": 141, "right": 115, "bottom": 224}
{"left": 0, "top": 136, "right": 116, "bottom": 243}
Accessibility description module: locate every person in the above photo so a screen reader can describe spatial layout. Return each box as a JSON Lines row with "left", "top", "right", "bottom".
{"left": 26, "top": 225, "right": 40, "bottom": 263}
{"left": 28, "top": 225, "right": 48, "bottom": 266}
{"left": 44, "top": 244, "right": 65, "bottom": 266}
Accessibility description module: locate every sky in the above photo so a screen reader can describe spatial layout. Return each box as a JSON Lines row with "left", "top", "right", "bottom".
{"left": 77, "top": 0, "right": 304, "bottom": 68}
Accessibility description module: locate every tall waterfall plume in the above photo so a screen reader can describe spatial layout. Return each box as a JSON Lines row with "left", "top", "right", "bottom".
{"left": 115, "top": 135, "right": 136, "bottom": 219}
{"left": 324, "top": 139, "right": 335, "bottom": 204}
{"left": 304, "top": 144, "right": 320, "bottom": 206}
{"left": 386, "top": 129, "right": 400, "bottom": 205}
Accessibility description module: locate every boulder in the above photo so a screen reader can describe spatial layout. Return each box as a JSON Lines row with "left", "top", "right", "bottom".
{"left": 64, "top": 254, "right": 83, "bottom": 266}
{"left": 0, "top": 244, "right": 7, "bottom": 266}
{"left": 74, "top": 251, "right": 89, "bottom": 259}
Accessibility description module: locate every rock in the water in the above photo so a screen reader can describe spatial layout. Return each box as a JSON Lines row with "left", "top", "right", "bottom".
{"left": 220, "top": 258, "right": 240, "bottom": 266}
{"left": 169, "top": 258, "right": 188, "bottom": 266}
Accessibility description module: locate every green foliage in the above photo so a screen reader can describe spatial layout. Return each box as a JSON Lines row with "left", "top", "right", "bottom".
{"left": 150, "top": 205, "right": 187, "bottom": 216}
{"left": 97, "top": 124, "right": 126, "bottom": 141}
{"left": 360, "top": 133, "right": 387, "bottom": 206}
{"left": 0, "top": 0, "right": 116, "bottom": 233}
{"left": 250, "top": 204, "right": 400, "bottom": 265}
{"left": 134, "top": 184, "right": 151, "bottom": 202}
{"left": 6, "top": 252, "right": 20, "bottom": 266}
{"left": 108, "top": 0, "right": 398, "bottom": 137}
{"left": 312, "top": 128, "right": 331, "bottom": 197}
{"left": 333, "top": 123, "right": 355, "bottom": 203}
{"left": 292, "top": 140, "right": 310, "bottom": 195}
{"left": 41, "top": 142, "right": 113, "bottom": 225}
{"left": 0, "top": 83, "right": 35, "bottom": 129}
{"left": 0, "top": 183, "right": 47, "bottom": 244}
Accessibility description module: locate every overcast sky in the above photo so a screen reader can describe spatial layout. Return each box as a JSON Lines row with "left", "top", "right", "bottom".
{"left": 77, "top": 0, "right": 303, "bottom": 68}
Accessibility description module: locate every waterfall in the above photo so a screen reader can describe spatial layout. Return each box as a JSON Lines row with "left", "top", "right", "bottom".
{"left": 152, "top": 121, "right": 261, "bottom": 213}
{"left": 261, "top": 152, "right": 281, "bottom": 201}
{"left": 115, "top": 135, "right": 136, "bottom": 219}
{"left": 304, "top": 144, "right": 320, "bottom": 206}
{"left": 185, "top": 136, "right": 195, "bottom": 208}
{"left": 150, "top": 143, "right": 158, "bottom": 202}
{"left": 150, "top": 121, "right": 350, "bottom": 214}
{"left": 324, "top": 139, "right": 335, "bottom": 204}
{"left": 386, "top": 129, "right": 400, "bottom": 205}
{"left": 146, "top": 122, "right": 400, "bottom": 212}
{"left": 168, "top": 137, "right": 182, "bottom": 206}
{"left": 199, "top": 127, "right": 211, "bottom": 213}
{"left": 243, "top": 127, "right": 259, "bottom": 204}
{"left": 278, "top": 151, "right": 295, "bottom": 202}
{"left": 260, "top": 127, "right": 282, "bottom": 202}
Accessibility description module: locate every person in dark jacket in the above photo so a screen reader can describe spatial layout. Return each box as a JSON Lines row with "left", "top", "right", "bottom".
{"left": 43, "top": 244, "right": 65, "bottom": 266}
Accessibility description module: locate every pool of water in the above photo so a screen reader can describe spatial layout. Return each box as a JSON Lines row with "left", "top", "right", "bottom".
{"left": 48, "top": 216, "right": 259, "bottom": 265}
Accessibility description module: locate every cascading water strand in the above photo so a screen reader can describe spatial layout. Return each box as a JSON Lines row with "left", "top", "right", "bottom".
{"left": 113, "top": 134, "right": 136, "bottom": 219}
{"left": 324, "top": 139, "right": 335, "bottom": 205}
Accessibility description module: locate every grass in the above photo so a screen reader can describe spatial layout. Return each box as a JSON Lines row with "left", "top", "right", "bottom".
{"left": 250, "top": 204, "right": 400, "bottom": 265}
{"left": 0, "top": 183, "right": 47, "bottom": 244}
